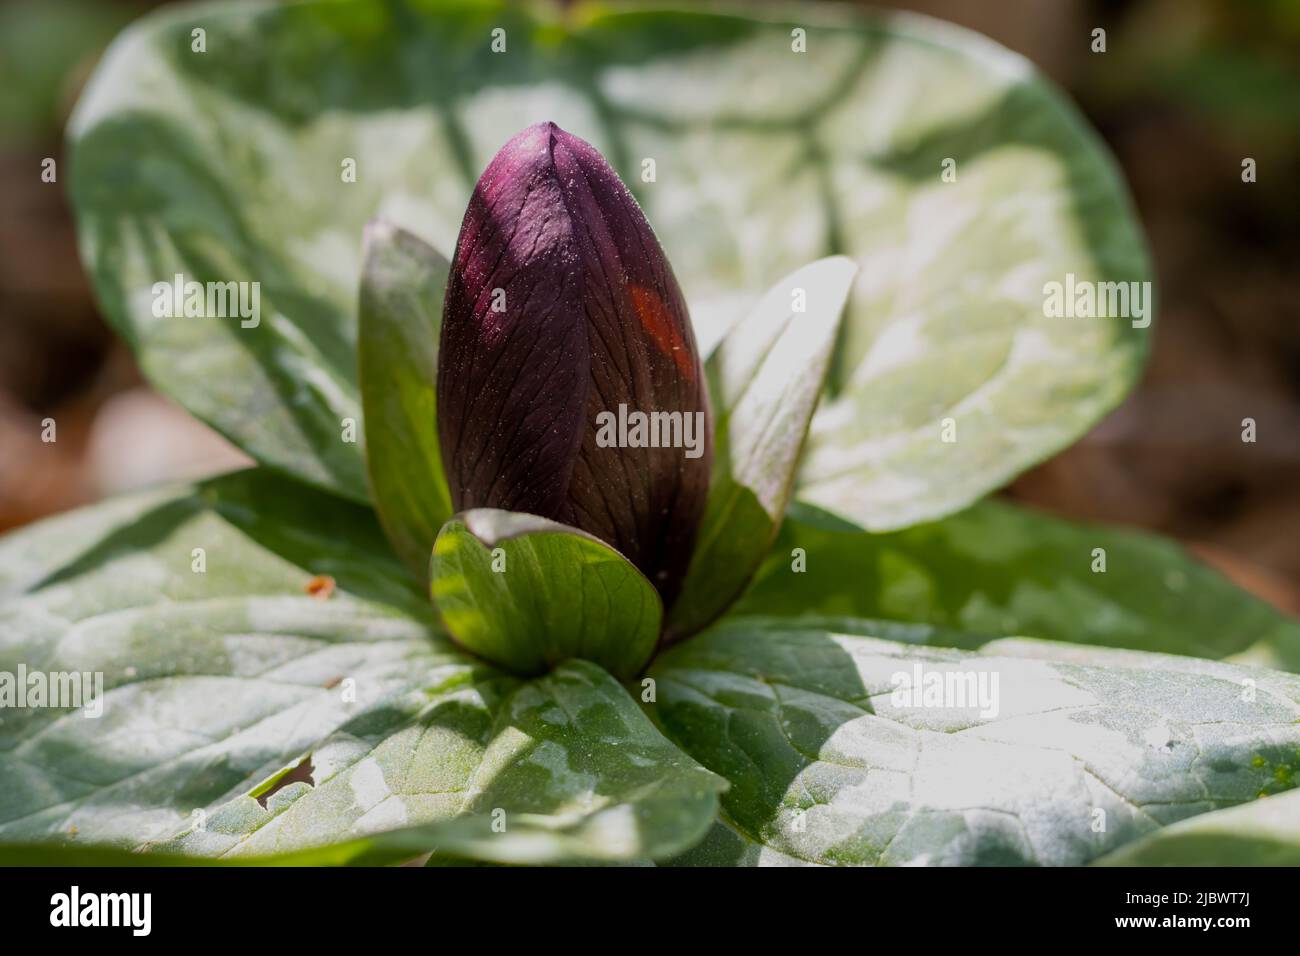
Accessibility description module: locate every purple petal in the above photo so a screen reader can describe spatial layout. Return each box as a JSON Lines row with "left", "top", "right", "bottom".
{"left": 437, "top": 122, "right": 711, "bottom": 608}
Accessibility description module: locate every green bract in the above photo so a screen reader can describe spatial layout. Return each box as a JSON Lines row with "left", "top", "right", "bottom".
{"left": 1, "top": 0, "right": 1294, "bottom": 867}
{"left": 430, "top": 509, "right": 663, "bottom": 680}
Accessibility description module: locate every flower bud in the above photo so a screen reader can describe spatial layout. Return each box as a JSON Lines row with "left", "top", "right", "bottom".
{"left": 437, "top": 122, "right": 711, "bottom": 609}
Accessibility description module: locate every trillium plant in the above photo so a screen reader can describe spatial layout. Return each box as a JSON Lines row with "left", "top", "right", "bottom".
{"left": 3, "top": 0, "right": 1299, "bottom": 868}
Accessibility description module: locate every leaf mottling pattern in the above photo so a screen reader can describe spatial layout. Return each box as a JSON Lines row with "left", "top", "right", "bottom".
{"left": 0, "top": 475, "right": 721, "bottom": 864}
{"left": 157, "top": 662, "right": 725, "bottom": 864}
{"left": 0, "top": 471, "right": 464, "bottom": 848}
{"left": 737, "top": 500, "right": 1300, "bottom": 673}
{"left": 650, "top": 619, "right": 1300, "bottom": 866}
{"left": 71, "top": 1, "right": 1147, "bottom": 530}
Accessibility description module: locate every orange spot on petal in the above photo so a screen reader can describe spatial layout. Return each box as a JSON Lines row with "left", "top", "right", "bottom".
{"left": 629, "top": 285, "right": 695, "bottom": 380}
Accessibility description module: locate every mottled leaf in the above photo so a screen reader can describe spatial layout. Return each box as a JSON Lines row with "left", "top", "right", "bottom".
{"left": 70, "top": 1, "right": 1148, "bottom": 519}
{"left": 735, "top": 500, "right": 1300, "bottom": 672}
{"left": 0, "top": 470, "right": 451, "bottom": 849}
{"left": 0, "top": 474, "right": 721, "bottom": 865}
{"left": 153, "top": 661, "right": 724, "bottom": 864}
{"left": 650, "top": 618, "right": 1300, "bottom": 865}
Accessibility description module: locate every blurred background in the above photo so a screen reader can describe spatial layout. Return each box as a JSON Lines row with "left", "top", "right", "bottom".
{"left": 1, "top": 0, "right": 1298, "bottom": 611}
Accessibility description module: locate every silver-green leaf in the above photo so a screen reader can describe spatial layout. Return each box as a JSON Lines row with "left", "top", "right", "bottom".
{"left": 151, "top": 661, "right": 725, "bottom": 864}
{"left": 0, "top": 472, "right": 720, "bottom": 865}
{"left": 736, "top": 500, "right": 1300, "bottom": 673}
{"left": 69, "top": 1, "right": 1148, "bottom": 515}
{"left": 650, "top": 618, "right": 1300, "bottom": 866}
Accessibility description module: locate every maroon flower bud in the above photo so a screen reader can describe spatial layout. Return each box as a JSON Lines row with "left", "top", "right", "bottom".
{"left": 437, "top": 122, "right": 712, "bottom": 610}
